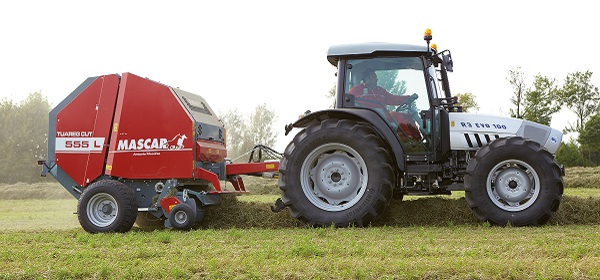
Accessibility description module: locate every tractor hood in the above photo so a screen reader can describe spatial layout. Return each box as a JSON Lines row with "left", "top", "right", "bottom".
{"left": 448, "top": 112, "right": 562, "bottom": 154}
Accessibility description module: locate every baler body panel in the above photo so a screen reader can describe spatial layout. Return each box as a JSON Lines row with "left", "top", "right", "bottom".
{"left": 53, "top": 74, "right": 120, "bottom": 186}
{"left": 106, "top": 73, "right": 195, "bottom": 179}
{"left": 45, "top": 72, "right": 277, "bottom": 197}
{"left": 196, "top": 140, "right": 227, "bottom": 163}
{"left": 170, "top": 87, "right": 227, "bottom": 162}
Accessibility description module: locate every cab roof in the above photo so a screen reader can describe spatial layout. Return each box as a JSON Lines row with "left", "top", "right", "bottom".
{"left": 327, "top": 42, "right": 430, "bottom": 66}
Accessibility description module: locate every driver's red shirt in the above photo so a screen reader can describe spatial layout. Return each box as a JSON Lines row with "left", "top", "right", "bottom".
{"left": 348, "top": 83, "right": 409, "bottom": 106}
{"left": 348, "top": 83, "right": 421, "bottom": 141}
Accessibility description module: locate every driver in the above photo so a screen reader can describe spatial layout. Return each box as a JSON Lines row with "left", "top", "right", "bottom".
{"left": 348, "top": 69, "right": 411, "bottom": 106}
{"left": 348, "top": 68, "right": 422, "bottom": 142}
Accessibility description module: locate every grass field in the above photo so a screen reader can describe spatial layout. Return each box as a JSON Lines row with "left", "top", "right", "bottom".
{"left": 1, "top": 167, "right": 599, "bottom": 279}
{"left": 1, "top": 225, "right": 599, "bottom": 279}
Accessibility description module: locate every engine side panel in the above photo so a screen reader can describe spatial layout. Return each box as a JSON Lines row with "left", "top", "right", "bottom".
{"left": 518, "top": 120, "right": 562, "bottom": 154}
{"left": 449, "top": 113, "right": 522, "bottom": 151}
{"left": 449, "top": 113, "right": 562, "bottom": 154}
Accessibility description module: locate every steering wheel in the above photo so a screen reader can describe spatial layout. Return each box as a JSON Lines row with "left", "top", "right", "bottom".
{"left": 395, "top": 93, "right": 419, "bottom": 112}
{"left": 395, "top": 93, "right": 423, "bottom": 129}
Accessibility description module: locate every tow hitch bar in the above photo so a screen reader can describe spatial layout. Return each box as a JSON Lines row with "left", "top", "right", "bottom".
{"left": 270, "top": 198, "right": 286, "bottom": 213}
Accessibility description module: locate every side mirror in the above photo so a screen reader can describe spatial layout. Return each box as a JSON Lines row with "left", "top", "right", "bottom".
{"left": 442, "top": 54, "right": 453, "bottom": 72}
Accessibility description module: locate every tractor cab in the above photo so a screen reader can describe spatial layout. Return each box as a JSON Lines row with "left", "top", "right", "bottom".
{"left": 328, "top": 31, "right": 456, "bottom": 164}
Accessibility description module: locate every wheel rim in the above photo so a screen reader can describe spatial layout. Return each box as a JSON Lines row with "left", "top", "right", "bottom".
{"left": 174, "top": 210, "right": 188, "bottom": 224}
{"left": 486, "top": 159, "right": 540, "bottom": 212}
{"left": 87, "top": 193, "right": 119, "bottom": 227}
{"left": 300, "top": 143, "right": 367, "bottom": 212}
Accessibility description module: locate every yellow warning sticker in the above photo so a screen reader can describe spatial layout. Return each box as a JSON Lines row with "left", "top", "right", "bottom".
{"left": 266, "top": 163, "right": 275, "bottom": 169}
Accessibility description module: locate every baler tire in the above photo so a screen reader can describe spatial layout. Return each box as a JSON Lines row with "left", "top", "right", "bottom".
{"left": 77, "top": 180, "right": 137, "bottom": 233}
{"left": 169, "top": 203, "right": 196, "bottom": 230}
{"left": 278, "top": 119, "right": 395, "bottom": 227}
{"left": 464, "top": 137, "right": 563, "bottom": 226}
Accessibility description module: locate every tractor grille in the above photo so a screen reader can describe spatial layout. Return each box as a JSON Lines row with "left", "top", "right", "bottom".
{"left": 464, "top": 133, "right": 500, "bottom": 148}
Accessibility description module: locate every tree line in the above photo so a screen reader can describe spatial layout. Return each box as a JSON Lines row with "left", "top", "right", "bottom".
{"left": 219, "top": 104, "right": 279, "bottom": 162}
{"left": 0, "top": 92, "right": 50, "bottom": 184}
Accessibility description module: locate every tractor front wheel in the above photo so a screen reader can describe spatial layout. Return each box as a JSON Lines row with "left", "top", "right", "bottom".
{"left": 78, "top": 180, "right": 137, "bottom": 233}
{"left": 464, "top": 137, "right": 563, "bottom": 226}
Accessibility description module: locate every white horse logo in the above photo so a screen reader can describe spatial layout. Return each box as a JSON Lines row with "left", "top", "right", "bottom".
{"left": 176, "top": 134, "right": 187, "bottom": 149}
{"left": 168, "top": 133, "right": 188, "bottom": 150}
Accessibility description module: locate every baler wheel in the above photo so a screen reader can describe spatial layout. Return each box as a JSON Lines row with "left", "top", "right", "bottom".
{"left": 169, "top": 203, "right": 196, "bottom": 230}
{"left": 77, "top": 180, "right": 137, "bottom": 233}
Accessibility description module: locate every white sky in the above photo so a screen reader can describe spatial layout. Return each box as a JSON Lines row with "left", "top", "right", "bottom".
{"left": 1, "top": 0, "right": 598, "bottom": 152}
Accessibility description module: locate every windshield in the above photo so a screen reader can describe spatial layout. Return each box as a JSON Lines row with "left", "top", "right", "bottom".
{"left": 345, "top": 57, "right": 429, "bottom": 109}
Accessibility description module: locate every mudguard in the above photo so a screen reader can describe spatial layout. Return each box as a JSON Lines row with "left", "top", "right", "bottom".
{"left": 288, "top": 108, "right": 405, "bottom": 171}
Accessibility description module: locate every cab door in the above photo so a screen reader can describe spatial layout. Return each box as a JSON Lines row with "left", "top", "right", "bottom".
{"left": 421, "top": 63, "right": 451, "bottom": 162}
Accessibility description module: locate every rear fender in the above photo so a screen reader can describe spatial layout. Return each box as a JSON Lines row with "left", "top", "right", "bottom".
{"left": 289, "top": 109, "right": 405, "bottom": 171}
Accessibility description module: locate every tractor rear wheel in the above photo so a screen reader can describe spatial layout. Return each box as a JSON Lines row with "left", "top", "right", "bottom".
{"left": 78, "top": 180, "right": 137, "bottom": 233}
{"left": 278, "top": 119, "right": 394, "bottom": 227}
{"left": 464, "top": 137, "right": 563, "bottom": 226}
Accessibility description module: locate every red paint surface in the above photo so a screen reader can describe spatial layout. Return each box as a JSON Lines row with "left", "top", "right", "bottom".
{"left": 55, "top": 75, "right": 120, "bottom": 186}
{"left": 106, "top": 73, "right": 194, "bottom": 179}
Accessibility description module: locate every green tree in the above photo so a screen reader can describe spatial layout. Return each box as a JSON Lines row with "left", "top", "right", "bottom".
{"left": 0, "top": 92, "right": 51, "bottom": 184}
{"left": 0, "top": 98, "right": 17, "bottom": 183}
{"left": 558, "top": 70, "right": 600, "bottom": 135}
{"left": 377, "top": 70, "right": 406, "bottom": 95}
{"left": 327, "top": 84, "right": 336, "bottom": 109}
{"left": 507, "top": 67, "right": 527, "bottom": 119}
{"left": 455, "top": 92, "right": 479, "bottom": 112}
{"left": 555, "top": 140, "right": 587, "bottom": 167}
{"left": 248, "top": 103, "right": 278, "bottom": 149}
{"left": 521, "top": 74, "right": 560, "bottom": 126}
{"left": 221, "top": 103, "right": 278, "bottom": 162}
{"left": 220, "top": 108, "right": 247, "bottom": 160}
{"left": 578, "top": 113, "right": 600, "bottom": 165}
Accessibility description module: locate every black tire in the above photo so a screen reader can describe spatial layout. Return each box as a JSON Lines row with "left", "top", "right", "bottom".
{"left": 392, "top": 192, "right": 405, "bottom": 201}
{"left": 77, "top": 180, "right": 138, "bottom": 233}
{"left": 278, "top": 119, "right": 395, "bottom": 227}
{"left": 135, "top": 213, "right": 165, "bottom": 229}
{"left": 464, "top": 137, "right": 563, "bottom": 226}
{"left": 169, "top": 203, "right": 196, "bottom": 230}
